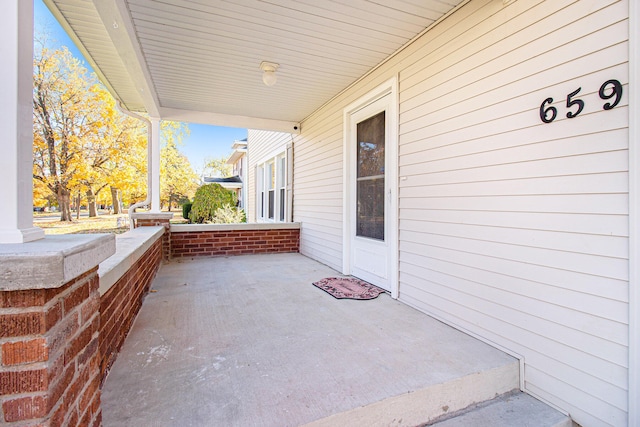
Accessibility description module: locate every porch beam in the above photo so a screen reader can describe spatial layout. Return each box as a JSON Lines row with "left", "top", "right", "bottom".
{"left": 160, "top": 107, "right": 301, "bottom": 135}
{"left": 0, "top": 0, "right": 44, "bottom": 243}
{"left": 92, "top": 0, "right": 161, "bottom": 117}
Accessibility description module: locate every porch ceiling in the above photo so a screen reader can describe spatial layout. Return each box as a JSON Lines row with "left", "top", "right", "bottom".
{"left": 43, "top": 0, "right": 464, "bottom": 132}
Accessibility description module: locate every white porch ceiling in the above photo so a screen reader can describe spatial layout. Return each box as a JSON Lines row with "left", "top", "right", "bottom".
{"left": 44, "top": 0, "right": 465, "bottom": 132}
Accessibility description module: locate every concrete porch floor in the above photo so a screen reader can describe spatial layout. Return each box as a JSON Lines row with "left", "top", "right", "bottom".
{"left": 102, "top": 253, "right": 521, "bottom": 426}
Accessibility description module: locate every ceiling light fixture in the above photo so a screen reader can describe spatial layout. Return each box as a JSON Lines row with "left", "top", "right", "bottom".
{"left": 260, "top": 61, "right": 279, "bottom": 87}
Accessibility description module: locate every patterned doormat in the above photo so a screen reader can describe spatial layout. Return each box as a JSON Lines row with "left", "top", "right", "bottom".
{"left": 312, "top": 277, "right": 385, "bottom": 300}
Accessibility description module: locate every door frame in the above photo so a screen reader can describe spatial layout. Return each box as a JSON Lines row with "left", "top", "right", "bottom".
{"left": 342, "top": 76, "right": 399, "bottom": 299}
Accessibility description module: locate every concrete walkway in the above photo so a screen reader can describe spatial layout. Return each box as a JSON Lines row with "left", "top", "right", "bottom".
{"left": 101, "top": 253, "right": 519, "bottom": 426}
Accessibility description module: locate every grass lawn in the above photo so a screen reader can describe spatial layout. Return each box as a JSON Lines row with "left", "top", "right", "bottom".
{"left": 36, "top": 213, "right": 131, "bottom": 235}
{"left": 35, "top": 211, "right": 185, "bottom": 235}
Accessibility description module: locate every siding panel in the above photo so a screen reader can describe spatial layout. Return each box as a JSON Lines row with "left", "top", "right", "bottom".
{"left": 399, "top": 209, "right": 629, "bottom": 237}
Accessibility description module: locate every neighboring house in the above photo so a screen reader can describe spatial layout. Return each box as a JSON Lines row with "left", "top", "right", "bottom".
{"left": 246, "top": 130, "right": 293, "bottom": 223}
{"left": 205, "top": 138, "right": 248, "bottom": 209}
{"left": 3, "top": 1, "right": 638, "bottom": 426}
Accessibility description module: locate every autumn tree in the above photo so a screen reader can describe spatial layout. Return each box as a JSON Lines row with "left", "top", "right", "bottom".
{"left": 77, "top": 88, "right": 147, "bottom": 216}
{"left": 33, "top": 44, "right": 92, "bottom": 220}
{"left": 160, "top": 122, "right": 198, "bottom": 211}
{"left": 202, "top": 156, "right": 232, "bottom": 179}
{"left": 33, "top": 39, "right": 148, "bottom": 220}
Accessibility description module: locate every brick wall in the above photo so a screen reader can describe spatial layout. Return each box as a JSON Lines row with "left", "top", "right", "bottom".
{"left": 99, "top": 238, "right": 162, "bottom": 381}
{"left": 134, "top": 215, "right": 172, "bottom": 261}
{"left": 171, "top": 228, "right": 300, "bottom": 258}
{"left": 0, "top": 269, "right": 101, "bottom": 426}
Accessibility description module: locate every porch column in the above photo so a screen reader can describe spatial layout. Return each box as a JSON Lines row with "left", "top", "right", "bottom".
{"left": 0, "top": 0, "right": 44, "bottom": 243}
{"left": 150, "top": 117, "right": 161, "bottom": 213}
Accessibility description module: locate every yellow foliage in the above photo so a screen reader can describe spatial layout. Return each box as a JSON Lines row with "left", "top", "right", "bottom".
{"left": 32, "top": 37, "right": 199, "bottom": 215}
{"left": 33, "top": 41, "right": 149, "bottom": 216}
{"left": 160, "top": 122, "right": 198, "bottom": 209}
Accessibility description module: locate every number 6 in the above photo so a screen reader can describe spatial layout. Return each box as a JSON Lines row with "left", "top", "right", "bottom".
{"left": 540, "top": 98, "right": 557, "bottom": 123}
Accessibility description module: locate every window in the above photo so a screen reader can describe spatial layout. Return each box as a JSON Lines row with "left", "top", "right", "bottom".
{"left": 267, "top": 161, "right": 275, "bottom": 220}
{"left": 278, "top": 156, "right": 286, "bottom": 222}
{"left": 256, "top": 153, "right": 288, "bottom": 222}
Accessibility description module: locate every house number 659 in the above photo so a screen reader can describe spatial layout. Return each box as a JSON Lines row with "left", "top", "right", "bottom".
{"left": 539, "top": 79, "right": 623, "bottom": 123}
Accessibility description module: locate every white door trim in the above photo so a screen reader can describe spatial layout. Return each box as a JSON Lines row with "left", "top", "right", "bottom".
{"left": 628, "top": 0, "right": 639, "bottom": 424}
{"left": 342, "top": 76, "right": 399, "bottom": 299}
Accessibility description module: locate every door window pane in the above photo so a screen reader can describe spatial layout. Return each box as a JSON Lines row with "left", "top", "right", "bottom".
{"left": 356, "top": 111, "right": 385, "bottom": 240}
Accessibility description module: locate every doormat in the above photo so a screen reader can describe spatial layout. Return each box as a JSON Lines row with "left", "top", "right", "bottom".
{"left": 312, "top": 277, "right": 385, "bottom": 300}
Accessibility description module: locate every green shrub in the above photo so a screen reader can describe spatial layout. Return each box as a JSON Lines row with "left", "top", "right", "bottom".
{"left": 211, "top": 206, "right": 247, "bottom": 224}
{"left": 182, "top": 202, "right": 193, "bottom": 220}
{"left": 188, "top": 184, "right": 237, "bottom": 223}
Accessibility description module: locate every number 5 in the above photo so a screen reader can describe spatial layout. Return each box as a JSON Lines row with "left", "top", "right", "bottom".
{"left": 566, "top": 87, "right": 584, "bottom": 118}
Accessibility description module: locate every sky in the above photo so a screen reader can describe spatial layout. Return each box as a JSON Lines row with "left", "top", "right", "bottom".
{"left": 33, "top": 0, "right": 247, "bottom": 176}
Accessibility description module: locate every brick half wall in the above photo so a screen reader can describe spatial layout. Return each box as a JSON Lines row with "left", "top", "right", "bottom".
{"left": 170, "top": 223, "right": 300, "bottom": 259}
{"left": 99, "top": 235, "right": 163, "bottom": 381}
{"left": 0, "top": 269, "right": 102, "bottom": 426}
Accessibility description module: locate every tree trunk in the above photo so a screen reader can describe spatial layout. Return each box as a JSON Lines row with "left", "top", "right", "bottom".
{"left": 86, "top": 188, "right": 98, "bottom": 217}
{"left": 76, "top": 191, "right": 81, "bottom": 220}
{"left": 110, "top": 186, "right": 121, "bottom": 214}
{"left": 58, "top": 189, "right": 72, "bottom": 222}
{"left": 167, "top": 195, "right": 173, "bottom": 212}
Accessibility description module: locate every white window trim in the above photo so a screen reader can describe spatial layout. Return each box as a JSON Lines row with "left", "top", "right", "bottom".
{"left": 256, "top": 165, "right": 264, "bottom": 221}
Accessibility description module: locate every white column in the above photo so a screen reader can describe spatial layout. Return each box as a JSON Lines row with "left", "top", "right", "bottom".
{"left": 0, "top": 1, "right": 44, "bottom": 243}
{"left": 150, "top": 117, "right": 161, "bottom": 212}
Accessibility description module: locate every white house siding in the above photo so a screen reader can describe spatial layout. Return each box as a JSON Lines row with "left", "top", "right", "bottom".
{"left": 290, "top": 0, "right": 631, "bottom": 426}
{"left": 398, "top": 1, "right": 629, "bottom": 425}
{"left": 292, "top": 113, "right": 345, "bottom": 270}
{"left": 246, "top": 129, "right": 291, "bottom": 222}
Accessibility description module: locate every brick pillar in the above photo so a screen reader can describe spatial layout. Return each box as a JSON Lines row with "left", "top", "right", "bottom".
{"left": 0, "top": 234, "right": 114, "bottom": 426}
{"left": 132, "top": 212, "right": 173, "bottom": 261}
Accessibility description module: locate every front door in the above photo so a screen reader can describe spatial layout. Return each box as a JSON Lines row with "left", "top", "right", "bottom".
{"left": 348, "top": 93, "right": 395, "bottom": 292}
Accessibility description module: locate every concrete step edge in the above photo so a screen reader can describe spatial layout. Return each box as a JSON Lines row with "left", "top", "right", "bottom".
{"left": 427, "top": 390, "right": 573, "bottom": 427}
{"left": 302, "top": 360, "right": 520, "bottom": 427}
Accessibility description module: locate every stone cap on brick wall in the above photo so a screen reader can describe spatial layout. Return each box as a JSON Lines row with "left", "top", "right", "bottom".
{"left": 130, "top": 212, "right": 175, "bottom": 221}
{"left": 98, "top": 226, "right": 165, "bottom": 296}
{"left": 0, "top": 234, "right": 115, "bottom": 291}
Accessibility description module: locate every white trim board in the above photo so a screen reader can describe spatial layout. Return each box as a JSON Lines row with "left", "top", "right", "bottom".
{"left": 628, "top": 0, "right": 639, "bottom": 425}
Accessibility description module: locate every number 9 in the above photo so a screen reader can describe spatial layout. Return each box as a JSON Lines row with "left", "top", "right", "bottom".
{"left": 599, "top": 79, "right": 622, "bottom": 110}
{"left": 540, "top": 97, "right": 557, "bottom": 123}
